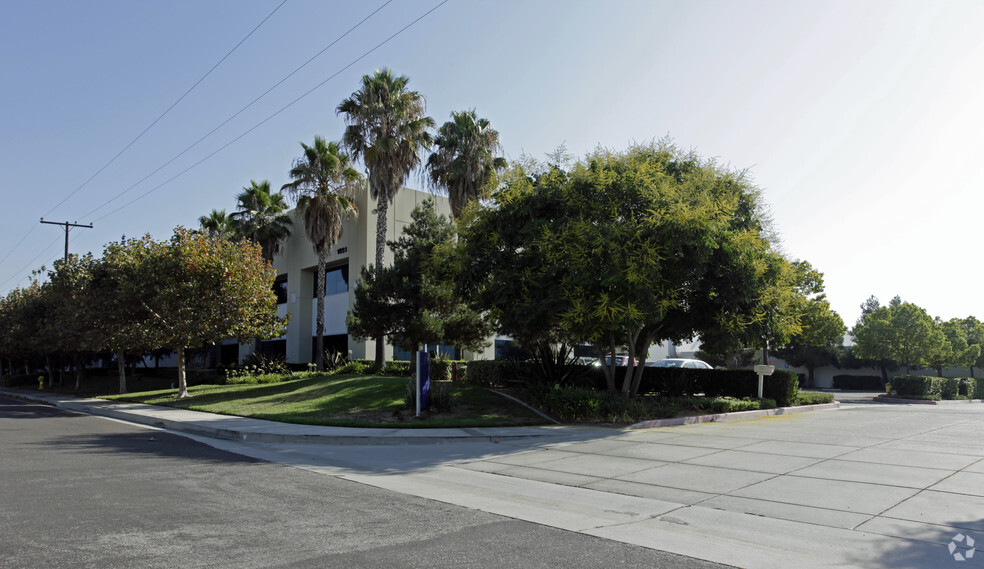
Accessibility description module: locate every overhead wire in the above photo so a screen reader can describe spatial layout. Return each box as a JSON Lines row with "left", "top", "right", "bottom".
{"left": 80, "top": 0, "right": 396, "bottom": 222}
{"left": 43, "top": 0, "right": 289, "bottom": 219}
{"left": 89, "top": 0, "right": 448, "bottom": 222}
{"left": 1, "top": 0, "right": 448, "bottom": 292}
{"left": 0, "top": 0, "right": 289, "bottom": 281}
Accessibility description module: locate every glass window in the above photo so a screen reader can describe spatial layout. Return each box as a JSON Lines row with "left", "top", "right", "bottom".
{"left": 314, "top": 266, "right": 349, "bottom": 297}
{"left": 273, "top": 277, "right": 288, "bottom": 304}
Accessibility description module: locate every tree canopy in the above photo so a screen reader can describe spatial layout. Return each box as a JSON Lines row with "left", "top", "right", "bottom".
{"left": 347, "top": 199, "right": 492, "bottom": 357}
{"left": 459, "top": 140, "right": 776, "bottom": 395}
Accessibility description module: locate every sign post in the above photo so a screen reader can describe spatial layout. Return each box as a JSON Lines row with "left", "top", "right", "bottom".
{"left": 416, "top": 351, "right": 431, "bottom": 417}
{"left": 753, "top": 364, "right": 775, "bottom": 399}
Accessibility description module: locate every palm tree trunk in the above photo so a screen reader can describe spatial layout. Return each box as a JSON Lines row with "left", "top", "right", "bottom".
{"left": 315, "top": 252, "right": 327, "bottom": 370}
{"left": 373, "top": 198, "right": 389, "bottom": 368}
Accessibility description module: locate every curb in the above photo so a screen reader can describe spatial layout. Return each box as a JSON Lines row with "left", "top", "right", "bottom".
{"left": 1, "top": 389, "right": 570, "bottom": 446}
{"left": 873, "top": 396, "right": 983, "bottom": 405}
{"left": 626, "top": 402, "right": 841, "bottom": 429}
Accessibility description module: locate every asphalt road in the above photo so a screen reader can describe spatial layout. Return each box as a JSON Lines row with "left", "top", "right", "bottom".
{"left": 0, "top": 396, "right": 729, "bottom": 569}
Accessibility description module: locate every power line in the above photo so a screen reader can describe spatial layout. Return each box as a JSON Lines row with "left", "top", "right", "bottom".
{"left": 0, "top": 1, "right": 289, "bottom": 282}
{"left": 43, "top": 0, "right": 289, "bottom": 219}
{"left": 80, "top": 0, "right": 396, "bottom": 222}
{"left": 0, "top": 0, "right": 447, "bottom": 292}
{"left": 0, "top": 237, "right": 62, "bottom": 290}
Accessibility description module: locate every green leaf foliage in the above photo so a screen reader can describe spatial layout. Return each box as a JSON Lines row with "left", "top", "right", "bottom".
{"left": 459, "top": 140, "right": 774, "bottom": 396}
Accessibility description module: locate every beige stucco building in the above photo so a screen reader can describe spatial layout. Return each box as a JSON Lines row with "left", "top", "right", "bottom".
{"left": 243, "top": 186, "right": 494, "bottom": 365}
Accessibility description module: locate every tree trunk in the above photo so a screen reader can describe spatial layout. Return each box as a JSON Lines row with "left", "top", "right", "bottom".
{"left": 762, "top": 342, "right": 769, "bottom": 365}
{"left": 74, "top": 354, "right": 83, "bottom": 391}
{"left": 373, "top": 198, "right": 389, "bottom": 369}
{"left": 44, "top": 355, "right": 53, "bottom": 389}
{"left": 176, "top": 346, "right": 188, "bottom": 398}
{"left": 315, "top": 252, "right": 326, "bottom": 370}
{"left": 117, "top": 350, "right": 127, "bottom": 394}
{"left": 807, "top": 366, "right": 815, "bottom": 388}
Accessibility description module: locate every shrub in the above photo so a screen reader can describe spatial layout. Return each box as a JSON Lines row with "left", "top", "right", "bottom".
{"left": 958, "top": 377, "right": 976, "bottom": 398}
{"left": 764, "top": 370, "right": 799, "bottom": 408}
{"left": 225, "top": 372, "right": 290, "bottom": 385}
{"left": 383, "top": 360, "right": 412, "bottom": 376}
{"left": 430, "top": 358, "right": 467, "bottom": 381}
{"left": 523, "top": 383, "right": 655, "bottom": 423}
{"left": 940, "top": 377, "right": 961, "bottom": 400}
{"left": 892, "top": 375, "right": 943, "bottom": 397}
{"left": 832, "top": 375, "right": 884, "bottom": 390}
{"left": 797, "top": 392, "right": 835, "bottom": 405}
{"left": 975, "top": 377, "right": 984, "bottom": 399}
{"left": 465, "top": 360, "right": 509, "bottom": 387}
{"left": 334, "top": 360, "right": 368, "bottom": 375}
{"left": 709, "top": 397, "right": 776, "bottom": 414}
{"left": 403, "top": 379, "right": 458, "bottom": 412}
{"left": 239, "top": 353, "right": 290, "bottom": 376}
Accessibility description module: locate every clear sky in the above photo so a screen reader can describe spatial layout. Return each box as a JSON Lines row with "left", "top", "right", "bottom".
{"left": 2, "top": 0, "right": 982, "bottom": 330}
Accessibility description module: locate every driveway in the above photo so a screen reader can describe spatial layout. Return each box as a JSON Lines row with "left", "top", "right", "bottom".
{"left": 220, "top": 401, "right": 984, "bottom": 569}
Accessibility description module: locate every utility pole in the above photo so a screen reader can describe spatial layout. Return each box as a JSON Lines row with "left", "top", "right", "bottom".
{"left": 39, "top": 218, "right": 93, "bottom": 262}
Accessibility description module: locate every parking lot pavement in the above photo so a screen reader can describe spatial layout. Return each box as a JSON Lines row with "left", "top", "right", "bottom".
{"left": 236, "top": 402, "right": 984, "bottom": 569}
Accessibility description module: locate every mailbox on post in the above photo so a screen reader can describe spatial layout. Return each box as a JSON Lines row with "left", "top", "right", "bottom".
{"left": 753, "top": 364, "right": 775, "bottom": 399}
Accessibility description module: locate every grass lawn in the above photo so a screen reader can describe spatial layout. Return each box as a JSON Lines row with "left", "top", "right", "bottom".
{"left": 101, "top": 373, "right": 548, "bottom": 428}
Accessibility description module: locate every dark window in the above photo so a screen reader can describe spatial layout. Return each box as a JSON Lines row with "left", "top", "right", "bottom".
{"left": 273, "top": 277, "right": 288, "bottom": 304}
{"left": 315, "top": 266, "right": 349, "bottom": 296}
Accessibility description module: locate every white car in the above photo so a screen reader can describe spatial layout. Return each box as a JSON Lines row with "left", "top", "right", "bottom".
{"left": 646, "top": 358, "right": 713, "bottom": 369}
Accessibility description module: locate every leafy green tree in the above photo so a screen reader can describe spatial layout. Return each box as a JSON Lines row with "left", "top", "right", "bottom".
{"left": 853, "top": 299, "right": 944, "bottom": 375}
{"left": 426, "top": 109, "right": 507, "bottom": 218}
{"left": 928, "top": 318, "right": 981, "bottom": 376}
{"left": 135, "top": 227, "right": 284, "bottom": 397}
{"left": 94, "top": 235, "right": 164, "bottom": 393}
{"left": 0, "top": 282, "right": 49, "bottom": 379}
{"left": 337, "top": 69, "right": 435, "bottom": 366}
{"left": 43, "top": 254, "right": 102, "bottom": 390}
{"left": 459, "top": 141, "right": 773, "bottom": 396}
{"left": 281, "top": 136, "right": 360, "bottom": 370}
{"left": 776, "top": 278, "right": 846, "bottom": 387}
{"left": 957, "top": 316, "right": 984, "bottom": 378}
{"left": 348, "top": 199, "right": 491, "bottom": 359}
{"left": 230, "top": 180, "right": 292, "bottom": 262}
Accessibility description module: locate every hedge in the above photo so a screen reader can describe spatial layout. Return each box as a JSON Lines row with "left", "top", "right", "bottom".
{"left": 892, "top": 376, "right": 944, "bottom": 399}
{"left": 464, "top": 360, "right": 799, "bottom": 406}
{"left": 431, "top": 359, "right": 467, "bottom": 381}
{"left": 832, "top": 375, "right": 884, "bottom": 390}
{"left": 797, "top": 392, "right": 835, "bottom": 405}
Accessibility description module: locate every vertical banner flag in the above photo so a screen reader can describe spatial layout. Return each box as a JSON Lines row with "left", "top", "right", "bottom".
{"left": 416, "top": 351, "right": 431, "bottom": 417}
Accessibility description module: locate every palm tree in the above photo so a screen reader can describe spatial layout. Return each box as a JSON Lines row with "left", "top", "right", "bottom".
{"left": 426, "top": 109, "right": 507, "bottom": 218}
{"left": 281, "top": 136, "right": 360, "bottom": 370}
{"left": 337, "top": 68, "right": 434, "bottom": 366}
{"left": 230, "top": 180, "right": 292, "bottom": 262}
{"left": 197, "top": 209, "right": 235, "bottom": 241}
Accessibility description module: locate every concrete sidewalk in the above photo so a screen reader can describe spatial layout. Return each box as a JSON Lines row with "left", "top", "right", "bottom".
{"left": 0, "top": 389, "right": 585, "bottom": 445}
{"left": 7, "top": 388, "right": 984, "bottom": 568}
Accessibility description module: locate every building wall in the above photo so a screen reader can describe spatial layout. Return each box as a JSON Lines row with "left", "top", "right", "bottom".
{"left": 264, "top": 186, "right": 456, "bottom": 365}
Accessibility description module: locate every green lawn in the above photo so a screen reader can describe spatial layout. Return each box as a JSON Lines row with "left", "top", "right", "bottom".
{"left": 101, "top": 373, "right": 547, "bottom": 428}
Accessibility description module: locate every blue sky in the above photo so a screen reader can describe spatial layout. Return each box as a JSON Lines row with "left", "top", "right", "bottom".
{"left": 2, "top": 0, "right": 982, "bottom": 329}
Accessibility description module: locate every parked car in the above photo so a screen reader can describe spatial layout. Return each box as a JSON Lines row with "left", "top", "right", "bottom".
{"left": 646, "top": 358, "right": 713, "bottom": 369}
{"left": 592, "top": 355, "right": 636, "bottom": 367}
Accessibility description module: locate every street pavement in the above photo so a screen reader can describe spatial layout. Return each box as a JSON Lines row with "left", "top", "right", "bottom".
{"left": 4, "top": 388, "right": 984, "bottom": 568}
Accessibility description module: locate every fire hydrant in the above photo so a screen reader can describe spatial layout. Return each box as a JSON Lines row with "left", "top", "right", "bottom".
{"left": 38, "top": 376, "right": 45, "bottom": 390}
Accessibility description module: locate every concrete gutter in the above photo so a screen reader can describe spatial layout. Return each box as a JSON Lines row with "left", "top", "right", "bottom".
{"left": 627, "top": 401, "right": 841, "bottom": 429}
